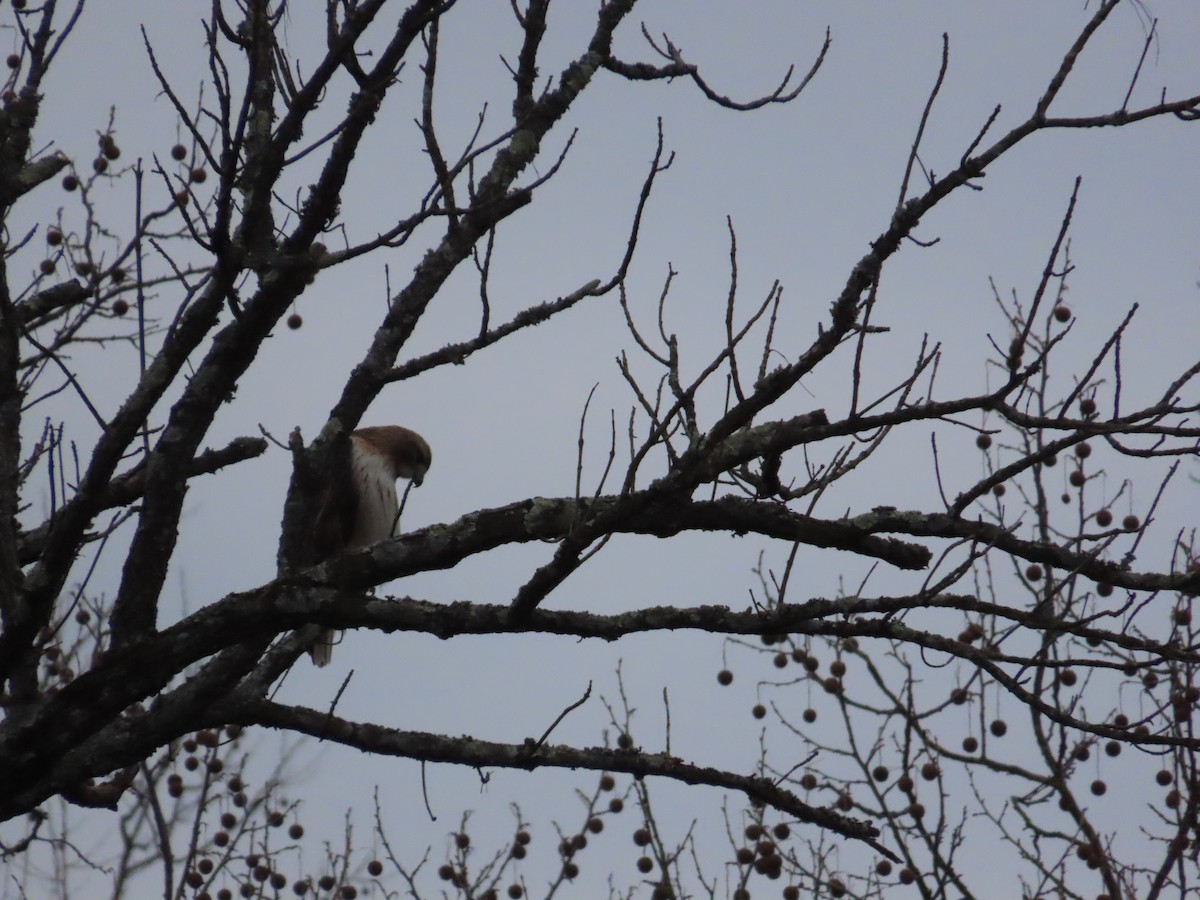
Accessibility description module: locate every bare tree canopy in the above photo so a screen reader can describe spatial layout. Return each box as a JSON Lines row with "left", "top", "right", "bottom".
{"left": 2, "top": 1, "right": 1200, "bottom": 898}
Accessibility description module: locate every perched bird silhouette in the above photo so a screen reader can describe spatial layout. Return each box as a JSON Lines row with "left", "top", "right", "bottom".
{"left": 309, "top": 425, "right": 431, "bottom": 666}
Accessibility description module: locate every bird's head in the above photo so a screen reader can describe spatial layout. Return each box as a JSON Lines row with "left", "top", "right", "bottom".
{"left": 402, "top": 433, "right": 432, "bottom": 487}
{"left": 354, "top": 425, "right": 431, "bottom": 486}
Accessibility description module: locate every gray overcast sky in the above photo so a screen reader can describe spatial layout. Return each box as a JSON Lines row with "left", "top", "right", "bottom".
{"left": 7, "top": 1, "right": 1200, "bottom": 897}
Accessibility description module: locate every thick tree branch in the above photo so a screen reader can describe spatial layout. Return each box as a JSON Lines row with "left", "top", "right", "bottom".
{"left": 15, "top": 279, "right": 92, "bottom": 326}
{"left": 320, "top": 493, "right": 931, "bottom": 590}
{"left": 221, "top": 695, "right": 894, "bottom": 856}
{"left": 16, "top": 436, "right": 269, "bottom": 565}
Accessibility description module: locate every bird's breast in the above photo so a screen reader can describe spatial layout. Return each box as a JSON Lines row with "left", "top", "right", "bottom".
{"left": 348, "top": 444, "right": 400, "bottom": 548}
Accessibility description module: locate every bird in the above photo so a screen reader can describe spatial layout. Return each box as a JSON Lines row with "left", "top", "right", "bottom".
{"left": 309, "top": 424, "right": 431, "bottom": 666}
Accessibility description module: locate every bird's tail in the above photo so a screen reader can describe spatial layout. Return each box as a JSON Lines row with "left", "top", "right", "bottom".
{"left": 310, "top": 628, "right": 338, "bottom": 667}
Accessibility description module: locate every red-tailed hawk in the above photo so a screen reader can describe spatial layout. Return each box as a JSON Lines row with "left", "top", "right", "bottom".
{"left": 310, "top": 425, "right": 431, "bottom": 666}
